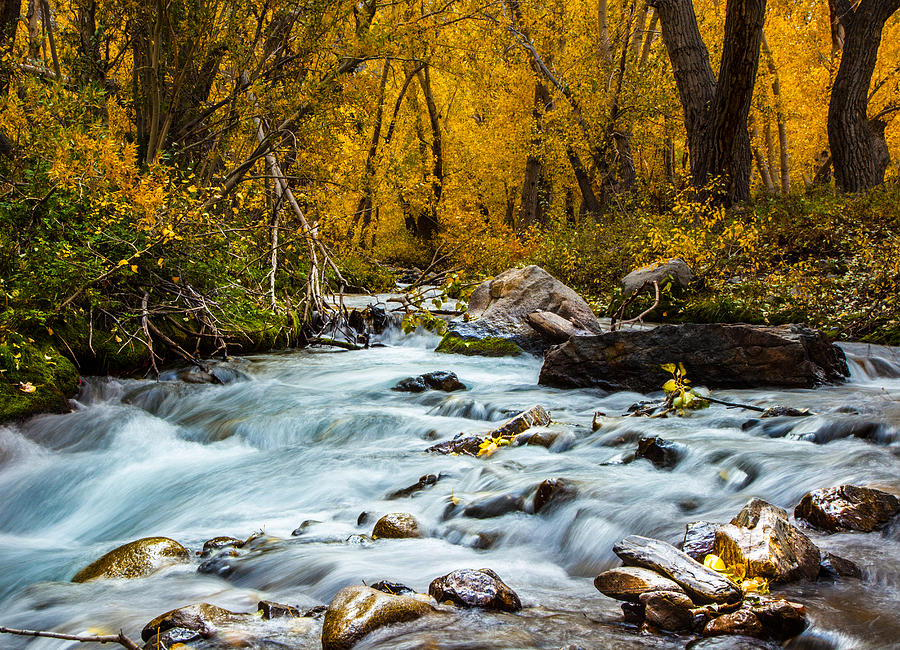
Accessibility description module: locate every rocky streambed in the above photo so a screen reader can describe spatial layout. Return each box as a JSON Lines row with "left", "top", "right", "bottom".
{"left": 1, "top": 287, "right": 900, "bottom": 648}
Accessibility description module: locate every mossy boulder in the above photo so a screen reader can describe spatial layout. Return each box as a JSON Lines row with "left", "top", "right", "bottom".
{"left": 0, "top": 337, "right": 79, "bottom": 423}
{"left": 435, "top": 334, "right": 521, "bottom": 357}
{"left": 321, "top": 585, "right": 435, "bottom": 650}
{"left": 72, "top": 536, "right": 190, "bottom": 582}
{"left": 372, "top": 513, "right": 422, "bottom": 539}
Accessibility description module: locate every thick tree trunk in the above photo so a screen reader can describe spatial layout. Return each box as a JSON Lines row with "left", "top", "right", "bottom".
{"left": 827, "top": 0, "right": 899, "bottom": 192}
{"left": 650, "top": 0, "right": 766, "bottom": 204}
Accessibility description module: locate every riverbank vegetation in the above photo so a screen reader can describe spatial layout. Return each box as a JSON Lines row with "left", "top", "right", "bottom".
{"left": 1, "top": 0, "right": 899, "bottom": 419}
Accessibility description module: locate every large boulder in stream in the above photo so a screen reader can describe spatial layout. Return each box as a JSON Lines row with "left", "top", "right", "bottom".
{"left": 438, "top": 265, "right": 602, "bottom": 354}
{"left": 322, "top": 585, "right": 435, "bottom": 650}
{"left": 713, "top": 499, "right": 820, "bottom": 582}
{"left": 613, "top": 535, "right": 742, "bottom": 604}
{"left": 372, "top": 513, "right": 422, "bottom": 539}
{"left": 539, "top": 323, "right": 849, "bottom": 391}
{"left": 72, "top": 537, "right": 190, "bottom": 582}
{"left": 794, "top": 484, "right": 900, "bottom": 532}
{"left": 428, "top": 568, "right": 521, "bottom": 611}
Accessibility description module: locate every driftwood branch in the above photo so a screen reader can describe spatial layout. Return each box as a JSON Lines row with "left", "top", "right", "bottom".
{"left": 610, "top": 280, "right": 659, "bottom": 331}
{"left": 0, "top": 626, "right": 141, "bottom": 650}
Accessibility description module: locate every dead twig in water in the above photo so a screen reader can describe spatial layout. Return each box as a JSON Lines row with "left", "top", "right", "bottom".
{"left": 0, "top": 626, "right": 141, "bottom": 650}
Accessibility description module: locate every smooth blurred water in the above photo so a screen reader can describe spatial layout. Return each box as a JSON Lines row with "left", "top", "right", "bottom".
{"left": 0, "top": 330, "right": 898, "bottom": 649}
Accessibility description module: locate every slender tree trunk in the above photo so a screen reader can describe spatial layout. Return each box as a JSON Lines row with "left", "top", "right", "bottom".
{"left": 598, "top": 0, "right": 612, "bottom": 65}
{"left": 352, "top": 61, "right": 390, "bottom": 247}
{"left": 415, "top": 64, "right": 442, "bottom": 239}
{"left": 761, "top": 32, "right": 789, "bottom": 193}
{"left": 519, "top": 81, "right": 550, "bottom": 231}
{"left": 749, "top": 113, "right": 775, "bottom": 192}
{"left": 0, "top": 0, "right": 21, "bottom": 155}
{"left": 827, "top": 0, "right": 899, "bottom": 192}
{"left": 567, "top": 146, "right": 603, "bottom": 216}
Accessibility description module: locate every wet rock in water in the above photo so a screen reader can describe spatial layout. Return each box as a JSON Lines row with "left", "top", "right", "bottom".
{"left": 321, "top": 585, "right": 435, "bottom": 650}
{"left": 761, "top": 406, "right": 811, "bottom": 418}
{"left": 258, "top": 600, "right": 301, "bottom": 620}
{"left": 369, "top": 581, "right": 415, "bottom": 595}
{"left": 593, "top": 566, "right": 686, "bottom": 602}
{"left": 513, "top": 429, "right": 560, "bottom": 448}
{"left": 794, "top": 484, "right": 900, "bottom": 532}
{"left": 200, "top": 536, "right": 243, "bottom": 557}
{"left": 72, "top": 537, "right": 190, "bottom": 582}
{"left": 392, "top": 371, "right": 466, "bottom": 393}
{"left": 346, "top": 534, "right": 374, "bottom": 546}
{"left": 426, "top": 434, "right": 483, "bottom": 456}
{"left": 488, "top": 405, "right": 551, "bottom": 437}
{"left": 372, "top": 513, "right": 422, "bottom": 539}
{"left": 141, "top": 603, "right": 245, "bottom": 641}
{"left": 464, "top": 494, "right": 524, "bottom": 519}
{"left": 428, "top": 568, "right": 521, "bottom": 611}
{"left": 621, "top": 601, "right": 645, "bottom": 624}
{"left": 357, "top": 512, "right": 373, "bottom": 526}
{"left": 539, "top": 323, "right": 848, "bottom": 391}
{"left": 613, "top": 535, "right": 742, "bottom": 604}
{"left": 292, "top": 519, "right": 322, "bottom": 536}
{"left": 197, "top": 552, "right": 239, "bottom": 577}
{"left": 715, "top": 499, "right": 820, "bottom": 582}
{"left": 818, "top": 552, "right": 862, "bottom": 580}
{"left": 621, "top": 258, "right": 693, "bottom": 297}
{"left": 386, "top": 473, "right": 441, "bottom": 499}
{"left": 532, "top": 478, "right": 577, "bottom": 514}
{"left": 440, "top": 265, "right": 603, "bottom": 354}
{"left": 141, "top": 626, "right": 203, "bottom": 649}
{"left": 639, "top": 589, "right": 695, "bottom": 631}
{"left": 304, "top": 605, "right": 328, "bottom": 619}
{"left": 750, "top": 597, "right": 808, "bottom": 640}
{"left": 682, "top": 521, "right": 721, "bottom": 561}
{"left": 703, "top": 609, "right": 765, "bottom": 638}
{"left": 635, "top": 437, "right": 685, "bottom": 469}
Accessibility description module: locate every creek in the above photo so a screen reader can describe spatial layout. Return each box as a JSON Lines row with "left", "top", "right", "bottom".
{"left": 0, "top": 325, "right": 899, "bottom": 649}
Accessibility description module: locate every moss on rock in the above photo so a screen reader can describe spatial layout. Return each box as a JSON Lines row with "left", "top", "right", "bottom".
{"left": 72, "top": 536, "right": 190, "bottom": 582}
{"left": 435, "top": 334, "right": 521, "bottom": 357}
{"left": 0, "top": 336, "right": 79, "bottom": 423}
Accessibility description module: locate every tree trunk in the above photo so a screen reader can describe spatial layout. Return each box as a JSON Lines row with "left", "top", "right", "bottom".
{"left": 415, "top": 64, "right": 442, "bottom": 239}
{"left": 761, "top": 32, "right": 789, "bottom": 194}
{"left": 827, "top": 0, "right": 899, "bottom": 192}
{"left": 0, "top": 0, "right": 21, "bottom": 155}
{"left": 352, "top": 61, "right": 390, "bottom": 247}
{"left": 567, "top": 146, "right": 603, "bottom": 216}
{"left": 650, "top": 0, "right": 766, "bottom": 204}
{"left": 749, "top": 113, "right": 775, "bottom": 193}
{"left": 519, "top": 80, "right": 550, "bottom": 231}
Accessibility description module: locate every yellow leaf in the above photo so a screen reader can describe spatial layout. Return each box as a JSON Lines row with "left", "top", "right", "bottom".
{"left": 117, "top": 259, "right": 128, "bottom": 266}
{"left": 704, "top": 554, "right": 727, "bottom": 572}
{"left": 662, "top": 379, "right": 678, "bottom": 393}
{"left": 47, "top": 327, "right": 53, "bottom": 335}
{"left": 157, "top": 258, "right": 164, "bottom": 267}
{"left": 172, "top": 276, "right": 180, "bottom": 283}
{"left": 131, "top": 265, "right": 138, "bottom": 273}
{"left": 18, "top": 382, "right": 36, "bottom": 393}
{"left": 115, "top": 335, "right": 122, "bottom": 343}
{"left": 661, "top": 363, "right": 676, "bottom": 373}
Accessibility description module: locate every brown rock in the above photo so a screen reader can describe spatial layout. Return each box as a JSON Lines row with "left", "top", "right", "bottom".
{"left": 683, "top": 521, "right": 721, "bottom": 561}
{"left": 613, "top": 535, "right": 742, "bottom": 604}
{"left": 141, "top": 603, "right": 244, "bottom": 641}
{"left": 538, "top": 323, "right": 848, "bottom": 391}
{"left": 593, "top": 567, "right": 686, "bottom": 603}
{"left": 200, "top": 536, "right": 243, "bottom": 557}
{"left": 372, "top": 513, "right": 422, "bottom": 539}
{"left": 426, "top": 435, "right": 483, "bottom": 455}
{"left": 488, "top": 405, "right": 551, "bottom": 437}
{"left": 639, "top": 590, "right": 695, "bottom": 631}
{"left": 72, "top": 537, "right": 190, "bottom": 583}
{"left": 321, "top": 585, "right": 435, "bottom": 650}
{"left": 714, "top": 500, "right": 820, "bottom": 582}
{"left": 703, "top": 609, "right": 765, "bottom": 638}
{"left": 532, "top": 478, "right": 576, "bottom": 514}
{"left": 750, "top": 597, "right": 808, "bottom": 640}
{"left": 258, "top": 600, "right": 301, "bottom": 620}
{"left": 428, "top": 568, "right": 521, "bottom": 611}
{"left": 794, "top": 484, "right": 900, "bottom": 532}
{"left": 819, "top": 551, "right": 862, "bottom": 580}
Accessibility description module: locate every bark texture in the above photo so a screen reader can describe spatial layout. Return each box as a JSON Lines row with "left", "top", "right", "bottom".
{"left": 827, "top": 0, "right": 899, "bottom": 192}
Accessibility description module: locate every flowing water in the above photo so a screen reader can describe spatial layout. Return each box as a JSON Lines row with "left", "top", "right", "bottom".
{"left": 1, "top": 326, "right": 899, "bottom": 649}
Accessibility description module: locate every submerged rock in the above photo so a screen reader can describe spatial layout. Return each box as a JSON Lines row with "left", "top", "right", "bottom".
{"left": 593, "top": 566, "right": 686, "bottom": 602}
{"left": 258, "top": 600, "right": 301, "bottom": 620}
{"left": 532, "top": 478, "right": 577, "bottom": 514}
{"left": 682, "top": 521, "right": 721, "bottom": 561}
{"left": 200, "top": 536, "right": 243, "bottom": 557}
{"left": 819, "top": 552, "right": 862, "bottom": 580}
{"left": 392, "top": 371, "right": 466, "bottom": 393}
{"left": 613, "top": 535, "right": 742, "bottom": 604}
{"left": 428, "top": 568, "right": 521, "bottom": 611}
{"left": 463, "top": 493, "right": 524, "bottom": 519}
{"left": 750, "top": 597, "right": 808, "bottom": 640}
{"left": 386, "top": 473, "right": 442, "bottom": 499}
{"left": 794, "top": 484, "right": 900, "bottom": 532}
{"left": 441, "top": 265, "right": 602, "bottom": 354}
{"left": 72, "top": 537, "right": 190, "bottom": 582}
{"left": 703, "top": 609, "right": 765, "bottom": 638}
{"left": 714, "top": 499, "right": 820, "bottom": 582}
{"left": 635, "top": 437, "right": 685, "bottom": 469}
{"left": 426, "top": 434, "right": 483, "bottom": 455}
{"left": 321, "top": 585, "right": 435, "bottom": 650}
{"left": 141, "top": 603, "right": 245, "bottom": 641}
{"left": 372, "top": 513, "right": 422, "bottom": 539}
{"left": 539, "top": 323, "right": 848, "bottom": 391}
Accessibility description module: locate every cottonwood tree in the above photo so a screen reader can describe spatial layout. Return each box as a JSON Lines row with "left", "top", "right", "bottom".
{"left": 827, "top": 0, "right": 900, "bottom": 192}
{"left": 650, "top": 0, "right": 767, "bottom": 204}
